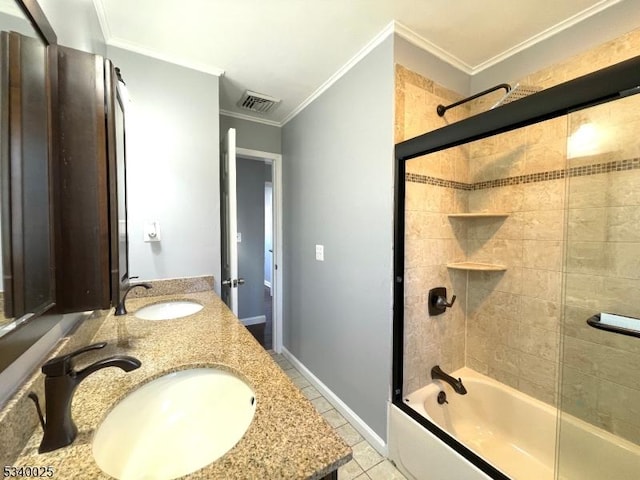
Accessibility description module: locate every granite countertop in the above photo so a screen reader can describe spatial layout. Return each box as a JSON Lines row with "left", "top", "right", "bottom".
{"left": 13, "top": 291, "right": 351, "bottom": 479}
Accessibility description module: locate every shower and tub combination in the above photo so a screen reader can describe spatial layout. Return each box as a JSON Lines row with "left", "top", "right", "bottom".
{"left": 390, "top": 54, "right": 640, "bottom": 480}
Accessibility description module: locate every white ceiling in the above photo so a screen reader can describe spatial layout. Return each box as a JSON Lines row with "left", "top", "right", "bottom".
{"left": 93, "top": 0, "right": 627, "bottom": 125}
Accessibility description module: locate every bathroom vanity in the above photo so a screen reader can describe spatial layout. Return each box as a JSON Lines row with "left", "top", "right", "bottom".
{"left": 8, "top": 290, "right": 351, "bottom": 479}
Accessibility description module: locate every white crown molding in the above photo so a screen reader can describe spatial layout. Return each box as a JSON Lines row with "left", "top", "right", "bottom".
{"left": 471, "top": 0, "right": 624, "bottom": 74}
{"left": 107, "top": 37, "right": 225, "bottom": 77}
{"left": 393, "top": 21, "right": 474, "bottom": 74}
{"left": 92, "top": 0, "right": 112, "bottom": 43}
{"left": 281, "top": 20, "right": 396, "bottom": 126}
{"left": 220, "top": 109, "right": 282, "bottom": 128}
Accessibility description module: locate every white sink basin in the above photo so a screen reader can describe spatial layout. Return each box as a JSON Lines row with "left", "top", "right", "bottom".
{"left": 134, "top": 300, "right": 203, "bottom": 320}
{"left": 92, "top": 368, "right": 256, "bottom": 480}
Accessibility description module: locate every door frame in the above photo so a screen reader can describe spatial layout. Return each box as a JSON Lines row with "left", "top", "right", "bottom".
{"left": 236, "top": 147, "right": 283, "bottom": 353}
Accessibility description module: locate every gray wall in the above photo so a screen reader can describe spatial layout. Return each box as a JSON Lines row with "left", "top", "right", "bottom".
{"left": 394, "top": 34, "right": 470, "bottom": 96}
{"left": 237, "top": 157, "right": 265, "bottom": 320}
{"left": 220, "top": 114, "right": 281, "bottom": 154}
{"left": 471, "top": 0, "right": 640, "bottom": 92}
{"left": 107, "top": 46, "right": 221, "bottom": 288}
{"left": 282, "top": 36, "right": 394, "bottom": 439}
{"left": 40, "top": 0, "right": 106, "bottom": 55}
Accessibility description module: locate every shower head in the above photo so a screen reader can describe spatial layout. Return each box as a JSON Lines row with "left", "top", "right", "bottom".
{"left": 491, "top": 83, "right": 542, "bottom": 109}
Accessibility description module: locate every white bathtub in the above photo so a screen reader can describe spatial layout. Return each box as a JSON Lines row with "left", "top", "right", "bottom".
{"left": 389, "top": 368, "right": 640, "bottom": 480}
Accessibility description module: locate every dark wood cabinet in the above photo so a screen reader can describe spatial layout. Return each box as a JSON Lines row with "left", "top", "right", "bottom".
{"left": 0, "top": 31, "right": 55, "bottom": 319}
{"left": 54, "top": 46, "right": 128, "bottom": 313}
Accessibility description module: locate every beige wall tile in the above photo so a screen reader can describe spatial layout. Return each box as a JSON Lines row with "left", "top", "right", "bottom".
{"left": 467, "top": 238, "right": 523, "bottom": 267}
{"left": 596, "top": 378, "right": 640, "bottom": 444}
{"left": 567, "top": 175, "right": 608, "bottom": 208}
{"left": 523, "top": 209, "right": 565, "bottom": 241}
{"left": 522, "top": 180, "right": 565, "bottom": 212}
{"left": 559, "top": 365, "right": 598, "bottom": 412}
{"left": 607, "top": 206, "right": 640, "bottom": 242}
{"left": 608, "top": 170, "right": 640, "bottom": 207}
{"left": 516, "top": 323, "right": 559, "bottom": 362}
{"left": 522, "top": 268, "right": 562, "bottom": 303}
{"left": 524, "top": 139, "right": 567, "bottom": 175}
{"left": 522, "top": 240, "right": 563, "bottom": 271}
{"left": 519, "top": 378, "right": 556, "bottom": 406}
{"left": 468, "top": 268, "right": 523, "bottom": 295}
{"left": 520, "top": 297, "right": 561, "bottom": 332}
{"left": 518, "top": 352, "right": 557, "bottom": 391}
{"left": 565, "top": 241, "right": 609, "bottom": 276}
{"left": 566, "top": 208, "right": 607, "bottom": 242}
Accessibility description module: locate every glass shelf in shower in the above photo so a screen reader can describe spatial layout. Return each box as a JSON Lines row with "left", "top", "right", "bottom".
{"left": 447, "top": 213, "right": 510, "bottom": 218}
{"left": 446, "top": 262, "right": 507, "bottom": 271}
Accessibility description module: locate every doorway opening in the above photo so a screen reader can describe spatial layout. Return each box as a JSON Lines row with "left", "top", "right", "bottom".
{"left": 235, "top": 147, "right": 282, "bottom": 352}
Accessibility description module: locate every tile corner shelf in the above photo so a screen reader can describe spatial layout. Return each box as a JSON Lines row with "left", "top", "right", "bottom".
{"left": 447, "top": 212, "right": 510, "bottom": 218}
{"left": 447, "top": 262, "right": 507, "bottom": 271}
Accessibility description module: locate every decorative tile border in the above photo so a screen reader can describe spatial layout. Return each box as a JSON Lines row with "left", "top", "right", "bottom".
{"left": 406, "top": 157, "right": 640, "bottom": 190}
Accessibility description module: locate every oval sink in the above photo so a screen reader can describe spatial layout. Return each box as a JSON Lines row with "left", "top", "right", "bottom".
{"left": 92, "top": 368, "right": 256, "bottom": 480}
{"left": 134, "top": 300, "right": 203, "bottom": 320}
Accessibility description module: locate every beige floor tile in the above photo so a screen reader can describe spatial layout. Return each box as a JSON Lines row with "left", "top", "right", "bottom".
{"left": 275, "top": 358, "right": 293, "bottom": 370}
{"left": 311, "top": 396, "right": 333, "bottom": 413}
{"left": 335, "top": 423, "right": 363, "bottom": 446}
{"left": 292, "top": 375, "right": 311, "bottom": 389}
{"left": 301, "top": 385, "right": 322, "bottom": 400}
{"left": 352, "top": 440, "right": 383, "bottom": 471}
{"left": 322, "top": 409, "right": 347, "bottom": 428}
{"left": 338, "top": 459, "right": 364, "bottom": 480}
{"left": 284, "top": 367, "right": 301, "bottom": 379}
{"left": 354, "top": 473, "right": 372, "bottom": 480}
{"left": 366, "top": 460, "right": 407, "bottom": 480}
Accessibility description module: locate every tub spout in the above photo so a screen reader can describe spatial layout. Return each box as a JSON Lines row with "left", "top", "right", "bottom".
{"left": 431, "top": 365, "right": 467, "bottom": 395}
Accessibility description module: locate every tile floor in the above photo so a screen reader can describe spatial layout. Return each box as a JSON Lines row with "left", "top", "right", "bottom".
{"left": 268, "top": 351, "right": 408, "bottom": 480}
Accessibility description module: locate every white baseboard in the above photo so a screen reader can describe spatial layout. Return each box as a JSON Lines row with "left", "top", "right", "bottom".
{"left": 281, "top": 347, "right": 388, "bottom": 456}
{"left": 240, "top": 315, "right": 266, "bottom": 326}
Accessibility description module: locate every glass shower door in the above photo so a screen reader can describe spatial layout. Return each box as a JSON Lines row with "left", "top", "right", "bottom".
{"left": 557, "top": 91, "right": 640, "bottom": 480}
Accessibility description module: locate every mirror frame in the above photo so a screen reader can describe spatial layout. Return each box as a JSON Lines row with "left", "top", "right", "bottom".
{"left": 0, "top": 0, "right": 59, "bottom": 373}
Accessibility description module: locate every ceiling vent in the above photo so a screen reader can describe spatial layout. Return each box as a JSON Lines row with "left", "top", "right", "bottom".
{"left": 238, "top": 90, "right": 280, "bottom": 114}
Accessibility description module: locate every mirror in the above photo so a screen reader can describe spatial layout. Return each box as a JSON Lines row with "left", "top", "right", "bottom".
{"left": 0, "top": 0, "right": 56, "bottom": 338}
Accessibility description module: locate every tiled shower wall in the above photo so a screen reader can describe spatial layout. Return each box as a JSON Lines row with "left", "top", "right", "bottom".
{"left": 561, "top": 94, "right": 640, "bottom": 445}
{"left": 397, "top": 65, "right": 468, "bottom": 395}
{"left": 464, "top": 119, "right": 566, "bottom": 405}
{"left": 400, "top": 27, "right": 640, "bottom": 443}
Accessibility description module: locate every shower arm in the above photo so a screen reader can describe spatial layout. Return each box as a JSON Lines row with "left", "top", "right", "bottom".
{"left": 436, "top": 83, "right": 511, "bottom": 117}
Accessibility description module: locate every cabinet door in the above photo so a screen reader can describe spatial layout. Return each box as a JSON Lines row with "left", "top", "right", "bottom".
{"left": 0, "top": 31, "right": 55, "bottom": 319}
{"left": 55, "top": 46, "right": 111, "bottom": 312}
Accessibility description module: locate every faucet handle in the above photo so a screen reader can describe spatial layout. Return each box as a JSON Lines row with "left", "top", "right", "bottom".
{"left": 42, "top": 342, "right": 107, "bottom": 377}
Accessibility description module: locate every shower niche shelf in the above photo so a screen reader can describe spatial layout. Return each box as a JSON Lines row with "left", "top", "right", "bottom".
{"left": 448, "top": 213, "right": 510, "bottom": 218}
{"left": 447, "top": 262, "right": 507, "bottom": 271}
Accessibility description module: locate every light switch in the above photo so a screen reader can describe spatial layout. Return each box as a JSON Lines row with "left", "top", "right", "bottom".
{"left": 144, "top": 221, "right": 161, "bottom": 242}
{"left": 315, "top": 244, "right": 324, "bottom": 261}
{"left": 237, "top": 232, "right": 242, "bottom": 243}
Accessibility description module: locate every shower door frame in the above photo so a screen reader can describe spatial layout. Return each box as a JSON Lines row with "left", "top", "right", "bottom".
{"left": 392, "top": 55, "right": 640, "bottom": 480}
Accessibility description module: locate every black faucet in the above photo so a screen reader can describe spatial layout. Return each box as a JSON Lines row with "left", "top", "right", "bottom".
{"left": 114, "top": 282, "right": 152, "bottom": 316}
{"left": 431, "top": 365, "right": 467, "bottom": 395}
{"left": 32, "top": 342, "right": 141, "bottom": 453}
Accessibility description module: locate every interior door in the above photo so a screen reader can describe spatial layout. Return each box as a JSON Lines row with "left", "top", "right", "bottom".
{"left": 220, "top": 128, "right": 239, "bottom": 315}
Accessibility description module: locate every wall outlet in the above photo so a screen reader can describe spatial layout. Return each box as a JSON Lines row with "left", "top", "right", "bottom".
{"left": 315, "top": 244, "right": 324, "bottom": 261}
{"left": 237, "top": 232, "right": 242, "bottom": 243}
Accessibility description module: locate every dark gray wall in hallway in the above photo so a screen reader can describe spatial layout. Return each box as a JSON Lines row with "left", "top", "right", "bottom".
{"left": 282, "top": 36, "right": 394, "bottom": 439}
{"left": 237, "top": 157, "right": 266, "bottom": 320}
